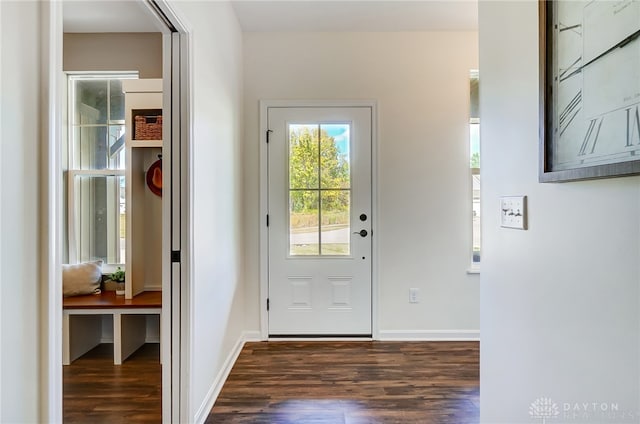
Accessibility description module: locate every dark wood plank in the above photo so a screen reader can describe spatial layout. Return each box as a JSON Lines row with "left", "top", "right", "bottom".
{"left": 63, "top": 343, "right": 161, "bottom": 423}
{"left": 207, "top": 341, "right": 479, "bottom": 424}
{"left": 63, "top": 291, "right": 162, "bottom": 309}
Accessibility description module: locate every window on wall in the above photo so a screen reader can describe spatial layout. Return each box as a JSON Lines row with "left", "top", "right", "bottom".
{"left": 67, "top": 74, "right": 137, "bottom": 267}
{"left": 470, "top": 70, "right": 481, "bottom": 267}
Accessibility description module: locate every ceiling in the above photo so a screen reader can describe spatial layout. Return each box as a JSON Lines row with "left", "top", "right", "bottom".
{"left": 63, "top": 0, "right": 478, "bottom": 33}
{"left": 232, "top": 1, "right": 477, "bottom": 32}
{"left": 63, "top": 1, "right": 162, "bottom": 33}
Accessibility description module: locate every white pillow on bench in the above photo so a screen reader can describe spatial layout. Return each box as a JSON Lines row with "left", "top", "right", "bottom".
{"left": 62, "top": 261, "right": 103, "bottom": 297}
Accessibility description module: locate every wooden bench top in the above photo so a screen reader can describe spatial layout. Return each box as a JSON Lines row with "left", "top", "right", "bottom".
{"left": 63, "top": 291, "right": 162, "bottom": 310}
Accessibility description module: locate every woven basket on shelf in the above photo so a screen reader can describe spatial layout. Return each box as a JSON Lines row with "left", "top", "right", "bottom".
{"left": 134, "top": 115, "right": 163, "bottom": 140}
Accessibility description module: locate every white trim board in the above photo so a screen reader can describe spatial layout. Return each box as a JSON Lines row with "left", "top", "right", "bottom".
{"left": 192, "top": 331, "right": 261, "bottom": 424}
{"left": 243, "top": 331, "right": 263, "bottom": 343}
{"left": 378, "top": 330, "right": 480, "bottom": 341}
{"left": 42, "top": 1, "right": 64, "bottom": 421}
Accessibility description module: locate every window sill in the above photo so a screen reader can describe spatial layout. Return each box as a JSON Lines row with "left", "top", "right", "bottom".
{"left": 102, "top": 264, "right": 125, "bottom": 274}
{"left": 466, "top": 266, "right": 480, "bottom": 275}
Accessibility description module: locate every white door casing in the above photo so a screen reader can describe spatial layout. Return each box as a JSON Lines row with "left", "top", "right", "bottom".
{"left": 266, "top": 105, "right": 374, "bottom": 336}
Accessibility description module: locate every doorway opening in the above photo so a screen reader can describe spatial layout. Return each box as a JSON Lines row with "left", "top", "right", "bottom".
{"left": 48, "top": 1, "right": 189, "bottom": 422}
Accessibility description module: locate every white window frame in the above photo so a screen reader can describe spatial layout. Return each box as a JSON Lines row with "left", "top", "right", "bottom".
{"left": 66, "top": 169, "right": 125, "bottom": 268}
{"left": 66, "top": 73, "right": 137, "bottom": 271}
{"left": 468, "top": 70, "right": 481, "bottom": 274}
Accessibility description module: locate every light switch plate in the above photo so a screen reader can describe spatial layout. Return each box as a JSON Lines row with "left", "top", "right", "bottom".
{"left": 500, "top": 196, "right": 527, "bottom": 230}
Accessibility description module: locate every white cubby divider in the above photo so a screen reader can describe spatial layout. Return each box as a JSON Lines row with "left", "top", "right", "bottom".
{"left": 123, "top": 79, "right": 163, "bottom": 299}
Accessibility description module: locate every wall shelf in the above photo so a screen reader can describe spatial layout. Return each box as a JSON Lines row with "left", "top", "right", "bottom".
{"left": 129, "top": 140, "right": 163, "bottom": 148}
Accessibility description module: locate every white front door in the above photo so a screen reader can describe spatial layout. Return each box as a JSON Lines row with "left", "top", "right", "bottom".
{"left": 267, "top": 106, "right": 373, "bottom": 336}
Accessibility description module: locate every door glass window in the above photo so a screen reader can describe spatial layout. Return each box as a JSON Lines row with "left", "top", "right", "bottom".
{"left": 289, "top": 123, "right": 351, "bottom": 256}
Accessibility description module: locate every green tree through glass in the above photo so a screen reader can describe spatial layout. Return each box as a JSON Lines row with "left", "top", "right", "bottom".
{"left": 289, "top": 124, "right": 350, "bottom": 255}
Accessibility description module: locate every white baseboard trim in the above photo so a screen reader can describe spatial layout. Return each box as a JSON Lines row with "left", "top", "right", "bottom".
{"left": 143, "top": 284, "right": 163, "bottom": 291}
{"left": 243, "top": 330, "right": 262, "bottom": 342}
{"left": 378, "top": 330, "right": 480, "bottom": 341}
{"left": 193, "top": 330, "right": 258, "bottom": 423}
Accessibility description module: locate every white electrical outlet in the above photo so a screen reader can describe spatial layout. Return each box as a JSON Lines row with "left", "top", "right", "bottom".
{"left": 409, "top": 288, "right": 419, "bottom": 303}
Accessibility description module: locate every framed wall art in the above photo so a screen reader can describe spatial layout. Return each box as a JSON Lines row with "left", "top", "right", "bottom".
{"left": 540, "top": 0, "right": 640, "bottom": 182}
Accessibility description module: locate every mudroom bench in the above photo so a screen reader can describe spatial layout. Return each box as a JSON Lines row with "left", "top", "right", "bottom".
{"left": 63, "top": 291, "right": 161, "bottom": 365}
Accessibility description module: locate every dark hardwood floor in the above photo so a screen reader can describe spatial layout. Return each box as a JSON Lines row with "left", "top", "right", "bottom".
{"left": 207, "top": 341, "right": 479, "bottom": 424}
{"left": 63, "top": 341, "right": 479, "bottom": 423}
{"left": 63, "top": 343, "right": 161, "bottom": 423}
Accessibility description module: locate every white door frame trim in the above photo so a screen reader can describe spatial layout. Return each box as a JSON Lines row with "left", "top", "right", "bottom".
{"left": 151, "top": 2, "right": 193, "bottom": 421}
{"left": 41, "top": 1, "right": 64, "bottom": 421}
{"left": 259, "top": 100, "right": 379, "bottom": 341}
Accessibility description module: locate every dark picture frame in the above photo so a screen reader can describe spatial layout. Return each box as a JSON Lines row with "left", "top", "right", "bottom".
{"left": 539, "top": 0, "right": 640, "bottom": 183}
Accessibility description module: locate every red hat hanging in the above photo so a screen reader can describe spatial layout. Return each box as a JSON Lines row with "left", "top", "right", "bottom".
{"left": 146, "top": 155, "right": 162, "bottom": 197}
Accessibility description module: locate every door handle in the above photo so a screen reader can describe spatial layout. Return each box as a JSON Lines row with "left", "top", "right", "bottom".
{"left": 353, "top": 229, "right": 368, "bottom": 237}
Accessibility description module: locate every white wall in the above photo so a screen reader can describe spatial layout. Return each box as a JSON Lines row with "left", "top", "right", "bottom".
{"left": 243, "top": 32, "right": 480, "bottom": 337}
{"left": 479, "top": 1, "right": 640, "bottom": 422}
{"left": 0, "top": 1, "right": 42, "bottom": 422}
{"left": 167, "top": 1, "right": 246, "bottom": 421}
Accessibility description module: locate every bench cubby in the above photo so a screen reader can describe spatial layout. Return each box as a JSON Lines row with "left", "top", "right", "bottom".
{"left": 63, "top": 291, "right": 161, "bottom": 365}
